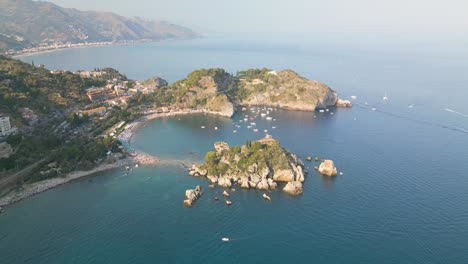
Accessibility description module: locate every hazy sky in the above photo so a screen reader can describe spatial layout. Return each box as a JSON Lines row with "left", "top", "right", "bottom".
{"left": 45, "top": 0, "right": 467, "bottom": 37}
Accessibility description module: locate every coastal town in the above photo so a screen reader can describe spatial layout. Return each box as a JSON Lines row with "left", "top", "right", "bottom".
{"left": 3, "top": 40, "right": 152, "bottom": 56}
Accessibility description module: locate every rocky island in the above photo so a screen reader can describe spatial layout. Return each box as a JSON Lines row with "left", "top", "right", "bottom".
{"left": 189, "top": 135, "right": 305, "bottom": 195}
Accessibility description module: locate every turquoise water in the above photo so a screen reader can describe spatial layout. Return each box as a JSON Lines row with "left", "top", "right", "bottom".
{"left": 1, "top": 38, "right": 468, "bottom": 263}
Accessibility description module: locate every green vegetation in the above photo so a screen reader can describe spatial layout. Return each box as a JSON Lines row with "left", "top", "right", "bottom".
{"left": 199, "top": 139, "right": 291, "bottom": 177}
{"left": 0, "top": 56, "right": 130, "bottom": 186}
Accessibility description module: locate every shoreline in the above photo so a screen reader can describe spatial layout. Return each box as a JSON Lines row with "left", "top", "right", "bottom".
{"left": 118, "top": 109, "right": 232, "bottom": 143}
{"left": 0, "top": 110, "right": 215, "bottom": 209}
{"left": 0, "top": 153, "right": 158, "bottom": 208}
{"left": 8, "top": 37, "right": 197, "bottom": 58}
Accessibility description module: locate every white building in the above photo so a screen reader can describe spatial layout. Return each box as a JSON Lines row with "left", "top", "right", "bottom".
{"left": 0, "top": 115, "right": 13, "bottom": 137}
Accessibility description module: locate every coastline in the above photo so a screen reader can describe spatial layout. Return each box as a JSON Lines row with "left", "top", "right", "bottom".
{"left": 10, "top": 40, "right": 150, "bottom": 58}
{"left": 0, "top": 152, "right": 159, "bottom": 208}
{"left": 0, "top": 109, "right": 219, "bottom": 209}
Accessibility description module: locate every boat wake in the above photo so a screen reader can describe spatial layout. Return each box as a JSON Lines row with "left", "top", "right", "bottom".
{"left": 354, "top": 102, "right": 468, "bottom": 135}
{"left": 445, "top": 108, "right": 468, "bottom": 118}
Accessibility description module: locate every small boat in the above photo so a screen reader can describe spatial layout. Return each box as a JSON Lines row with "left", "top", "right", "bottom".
{"left": 214, "top": 127, "right": 218, "bottom": 130}
{"left": 319, "top": 109, "right": 325, "bottom": 113}
{"left": 135, "top": 164, "right": 139, "bottom": 168}
{"left": 247, "top": 126, "right": 252, "bottom": 129}
{"left": 233, "top": 130, "right": 237, "bottom": 133}
{"left": 201, "top": 126, "right": 205, "bottom": 129}
{"left": 250, "top": 122, "right": 256, "bottom": 126}
{"left": 260, "top": 113, "right": 267, "bottom": 117}
{"left": 244, "top": 118, "right": 248, "bottom": 121}
{"left": 408, "top": 104, "right": 415, "bottom": 108}
{"left": 383, "top": 92, "right": 389, "bottom": 101}
{"left": 371, "top": 107, "right": 376, "bottom": 111}
{"left": 264, "top": 130, "right": 268, "bottom": 133}
{"left": 253, "top": 129, "right": 258, "bottom": 132}
{"left": 266, "top": 116, "right": 272, "bottom": 121}
{"left": 350, "top": 95, "right": 357, "bottom": 99}
{"left": 272, "top": 126, "right": 276, "bottom": 129}
{"left": 222, "top": 237, "right": 230, "bottom": 242}
{"left": 249, "top": 117, "right": 255, "bottom": 121}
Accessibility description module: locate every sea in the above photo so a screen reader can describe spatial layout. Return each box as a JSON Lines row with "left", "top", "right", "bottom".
{"left": 1, "top": 36, "right": 467, "bottom": 264}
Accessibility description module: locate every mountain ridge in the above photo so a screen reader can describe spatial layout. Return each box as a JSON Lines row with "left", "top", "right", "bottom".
{"left": 0, "top": 0, "right": 199, "bottom": 52}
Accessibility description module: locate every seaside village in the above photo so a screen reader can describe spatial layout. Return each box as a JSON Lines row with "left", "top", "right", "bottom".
{"left": 0, "top": 69, "right": 169, "bottom": 163}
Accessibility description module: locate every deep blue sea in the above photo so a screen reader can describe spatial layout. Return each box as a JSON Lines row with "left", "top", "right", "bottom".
{"left": 1, "top": 37, "right": 468, "bottom": 264}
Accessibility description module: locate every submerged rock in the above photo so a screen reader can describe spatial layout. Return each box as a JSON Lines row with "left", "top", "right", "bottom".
{"left": 262, "top": 193, "right": 272, "bottom": 201}
{"left": 318, "top": 160, "right": 338, "bottom": 176}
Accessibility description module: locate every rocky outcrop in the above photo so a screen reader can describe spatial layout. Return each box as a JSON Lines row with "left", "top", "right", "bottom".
{"left": 183, "top": 185, "right": 202, "bottom": 207}
{"left": 318, "top": 160, "right": 338, "bottom": 176}
{"left": 283, "top": 181, "right": 303, "bottom": 195}
{"left": 336, "top": 98, "right": 353, "bottom": 107}
{"left": 214, "top": 142, "right": 230, "bottom": 154}
{"left": 236, "top": 69, "right": 337, "bottom": 111}
{"left": 190, "top": 135, "right": 306, "bottom": 196}
{"left": 188, "top": 165, "right": 207, "bottom": 177}
{"left": 157, "top": 68, "right": 340, "bottom": 117}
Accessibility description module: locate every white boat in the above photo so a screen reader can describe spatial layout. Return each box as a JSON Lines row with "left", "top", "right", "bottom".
{"left": 272, "top": 126, "right": 276, "bottom": 129}
{"left": 266, "top": 116, "right": 272, "bottom": 121}
{"left": 244, "top": 118, "right": 248, "bottom": 121}
{"left": 250, "top": 122, "right": 256, "bottom": 126}
{"left": 264, "top": 130, "right": 268, "bottom": 133}
{"left": 383, "top": 92, "right": 389, "bottom": 101}
{"left": 371, "top": 107, "right": 377, "bottom": 111}
{"left": 214, "top": 127, "right": 218, "bottom": 130}
{"left": 233, "top": 130, "right": 237, "bottom": 133}
{"left": 253, "top": 129, "right": 259, "bottom": 132}
{"left": 201, "top": 126, "right": 205, "bottom": 129}
{"left": 260, "top": 113, "right": 267, "bottom": 117}
{"left": 408, "top": 104, "right": 415, "bottom": 108}
{"left": 222, "top": 238, "right": 230, "bottom": 242}
{"left": 319, "top": 109, "right": 325, "bottom": 113}
{"left": 350, "top": 95, "right": 357, "bottom": 99}
{"left": 247, "top": 126, "right": 252, "bottom": 129}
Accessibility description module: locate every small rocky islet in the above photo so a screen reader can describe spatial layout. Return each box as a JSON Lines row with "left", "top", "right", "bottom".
{"left": 185, "top": 135, "right": 342, "bottom": 205}
{"left": 188, "top": 134, "right": 306, "bottom": 196}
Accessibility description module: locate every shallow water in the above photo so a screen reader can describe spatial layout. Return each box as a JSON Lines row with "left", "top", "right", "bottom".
{"left": 1, "top": 38, "right": 467, "bottom": 263}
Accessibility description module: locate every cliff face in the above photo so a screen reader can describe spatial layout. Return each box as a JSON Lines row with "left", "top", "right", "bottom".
{"left": 189, "top": 135, "right": 305, "bottom": 195}
{"left": 168, "top": 69, "right": 236, "bottom": 116}
{"left": 141, "top": 67, "right": 342, "bottom": 118}
{"left": 235, "top": 69, "right": 337, "bottom": 110}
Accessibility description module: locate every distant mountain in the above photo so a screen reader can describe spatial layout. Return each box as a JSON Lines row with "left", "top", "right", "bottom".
{"left": 0, "top": 0, "right": 199, "bottom": 52}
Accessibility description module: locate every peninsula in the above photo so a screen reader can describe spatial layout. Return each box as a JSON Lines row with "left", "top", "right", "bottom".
{"left": 189, "top": 135, "right": 305, "bottom": 195}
